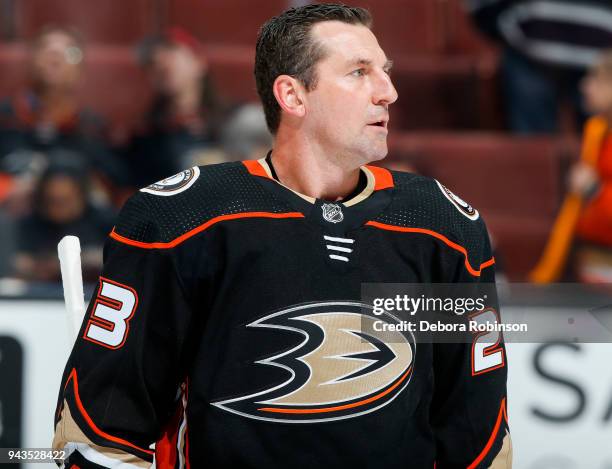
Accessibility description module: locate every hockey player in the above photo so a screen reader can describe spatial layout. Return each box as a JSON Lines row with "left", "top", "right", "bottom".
{"left": 53, "top": 4, "right": 511, "bottom": 468}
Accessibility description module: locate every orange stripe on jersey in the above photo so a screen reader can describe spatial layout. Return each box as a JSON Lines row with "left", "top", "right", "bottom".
{"left": 365, "top": 221, "right": 495, "bottom": 277}
{"left": 244, "top": 159, "right": 394, "bottom": 191}
{"left": 479, "top": 257, "right": 496, "bottom": 270}
{"left": 155, "top": 399, "right": 184, "bottom": 469}
{"left": 467, "top": 398, "right": 507, "bottom": 469}
{"left": 110, "top": 211, "right": 305, "bottom": 249}
{"left": 364, "top": 165, "right": 394, "bottom": 190}
{"left": 258, "top": 366, "right": 412, "bottom": 414}
{"left": 242, "top": 159, "right": 271, "bottom": 179}
{"left": 64, "top": 368, "right": 155, "bottom": 456}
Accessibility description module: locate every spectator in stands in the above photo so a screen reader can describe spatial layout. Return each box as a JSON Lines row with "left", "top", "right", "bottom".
{"left": 127, "top": 27, "right": 229, "bottom": 186}
{"left": 0, "top": 26, "right": 125, "bottom": 186}
{"left": 530, "top": 51, "right": 612, "bottom": 282}
{"left": 466, "top": 0, "right": 612, "bottom": 134}
{"left": 12, "top": 163, "right": 115, "bottom": 283}
{"left": 220, "top": 104, "right": 272, "bottom": 162}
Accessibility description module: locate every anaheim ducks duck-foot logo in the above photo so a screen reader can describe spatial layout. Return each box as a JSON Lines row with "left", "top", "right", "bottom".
{"left": 211, "top": 301, "right": 415, "bottom": 423}
{"left": 140, "top": 166, "right": 200, "bottom": 196}
{"left": 435, "top": 180, "right": 479, "bottom": 220}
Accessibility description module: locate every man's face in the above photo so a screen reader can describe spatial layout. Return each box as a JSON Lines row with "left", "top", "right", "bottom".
{"left": 41, "top": 175, "right": 85, "bottom": 224}
{"left": 582, "top": 65, "right": 612, "bottom": 115}
{"left": 149, "top": 44, "right": 203, "bottom": 96}
{"left": 31, "top": 31, "right": 82, "bottom": 90}
{"left": 301, "top": 21, "right": 397, "bottom": 167}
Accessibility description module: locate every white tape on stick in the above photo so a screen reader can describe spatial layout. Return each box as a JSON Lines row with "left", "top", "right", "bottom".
{"left": 57, "top": 235, "right": 86, "bottom": 343}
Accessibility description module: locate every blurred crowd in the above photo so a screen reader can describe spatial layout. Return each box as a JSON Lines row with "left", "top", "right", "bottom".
{"left": 1, "top": 0, "right": 612, "bottom": 285}
{"left": 0, "top": 26, "right": 272, "bottom": 283}
{"left": 467, "top": 0, "right": 612, "bottom": 282}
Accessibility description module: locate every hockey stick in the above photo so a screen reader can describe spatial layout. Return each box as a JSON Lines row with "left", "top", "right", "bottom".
{"left": 529, "top": 116, "right": 607, "bottom": 283}
{"left": 58, "top": 236, "right": 86, "bottom": 342}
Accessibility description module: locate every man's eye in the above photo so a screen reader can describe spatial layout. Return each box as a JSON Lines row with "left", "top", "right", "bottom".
{"left": 351, "top": 68, "right": 365, "bottom": 77}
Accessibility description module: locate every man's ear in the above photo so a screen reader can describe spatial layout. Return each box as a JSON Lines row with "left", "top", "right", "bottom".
{"left": 273, "top": 75, "right": 306, "bottom": 118}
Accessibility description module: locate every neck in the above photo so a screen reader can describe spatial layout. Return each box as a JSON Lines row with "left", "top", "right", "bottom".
{"left": 271, "top": 128, "right": 362, "bottom": 201}
{"left": 172, "top": 83, "right": 201, "bottom": 117}
{"left": 35, "top": 87, "right": 77, "bottom": 122}
{"left": 37, "top": 86, "right": 73, "bottom": 105}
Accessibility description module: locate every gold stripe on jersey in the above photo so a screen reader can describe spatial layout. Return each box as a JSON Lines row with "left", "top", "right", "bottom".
{"left": 343, "top": 165, "right": 376, "bottom": 207}
{"left": 488, "top": 431, "right": 513, "bottom": 469}
{"left": 53, "top": 400, "right": 151, "bottom": 468}
{"left": 254, "top": 157, "right": 379, "bottom": 206}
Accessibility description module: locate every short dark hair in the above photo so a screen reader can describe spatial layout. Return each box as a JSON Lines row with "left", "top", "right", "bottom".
{"left": 255, "top": 3, "right": 372, "bottom": 134}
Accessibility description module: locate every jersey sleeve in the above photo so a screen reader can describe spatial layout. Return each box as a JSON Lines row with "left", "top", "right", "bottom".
{"left": 52, "top": 194, "right": 195, "bottom": 468}
{"left": 432, "top": 217, "right": 512, "bottom": 468}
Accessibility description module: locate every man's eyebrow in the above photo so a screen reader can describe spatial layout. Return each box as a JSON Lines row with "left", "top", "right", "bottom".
{"left": 348, "top": 58, "right": 372, "bottom": 67}
{"left": 347, "top": 58, "right": 394, "bottom": 70}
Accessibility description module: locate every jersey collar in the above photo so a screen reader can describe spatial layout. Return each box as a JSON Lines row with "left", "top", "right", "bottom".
{"left": 242, "top": 156, "right": 394, "bottom": 207}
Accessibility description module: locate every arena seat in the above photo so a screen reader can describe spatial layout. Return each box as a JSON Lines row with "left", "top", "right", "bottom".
{"left": 443, "top": 0, "right": 499, "bottom": 55}
{"left": 389, "top": 54, "right": 503, "bottom": 130}
{"left": 314, "top": 0, "right": 503, "bottom": 130}
{"left": 387, "top": 132, "right": 580, "bottom": 279}
{"left": 0, "top": 41, "right": 502, "bottom": 134}
{"left": 166, "top": 0, "right": 288, "bottom": 46}
{"left": 204, "top": 44, "right": 258, "bottom": 103}
{"left": 0, "top": 43, "right": 259, "bottom": 140}
{"left": 0, "top": 43, "right": 26, "bottom": 97}
{"left": 78, "top": 46, "right": 152, "bottom": 139}
{"left": 0, "top": 44, "right": 150, "bottom": 140}
{"left": 1, "top": 0, "right": 506, "bottom": 132}
{"left": 13, "top": 0, "right": 155, "bottom": 43}
{"left": 317, "top": 0, "right": 444, "bottom": 55}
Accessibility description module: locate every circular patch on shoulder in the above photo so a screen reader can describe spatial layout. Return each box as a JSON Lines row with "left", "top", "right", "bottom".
{"left": 435, "top": 180, "right": 479, "bottom": 221}
{"left": 140, "top": 167, "right": 200, "bottom": 196}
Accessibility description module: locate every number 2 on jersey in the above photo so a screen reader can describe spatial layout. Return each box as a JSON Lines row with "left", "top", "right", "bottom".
{"left": 471, "top": 308, "right": 505, "bottom": 376}
{"left": 83, "top": 277, "right": 138, "bottom": 349}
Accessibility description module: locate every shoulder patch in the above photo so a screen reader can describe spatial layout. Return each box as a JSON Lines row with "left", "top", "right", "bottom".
{"left": 140, "top": 166, "right": 200, "bottom": 196}
{"left": 435, "top": 180, "right": 479, "bottom": 221}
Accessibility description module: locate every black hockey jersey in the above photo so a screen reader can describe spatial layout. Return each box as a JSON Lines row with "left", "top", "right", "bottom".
{"left": 53, "top": 158, "right": 511, "bottom": 468}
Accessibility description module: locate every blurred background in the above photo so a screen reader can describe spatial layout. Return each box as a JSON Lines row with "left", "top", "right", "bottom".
{"left": 0, "top": 1, "right": 611, "bottom": 468}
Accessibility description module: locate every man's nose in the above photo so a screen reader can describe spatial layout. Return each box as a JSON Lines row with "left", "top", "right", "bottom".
{"left": 373, "top": 70, "right": 398, "bottom": 106}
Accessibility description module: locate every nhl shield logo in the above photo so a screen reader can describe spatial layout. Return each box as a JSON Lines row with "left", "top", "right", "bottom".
{"left": 321, "top": 203, "right": 344, "bottom": 223}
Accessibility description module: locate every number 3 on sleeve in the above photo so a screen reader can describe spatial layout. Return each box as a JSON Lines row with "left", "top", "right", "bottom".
{"left": 83, "top": 277, "right": 138, "bottom": 349}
